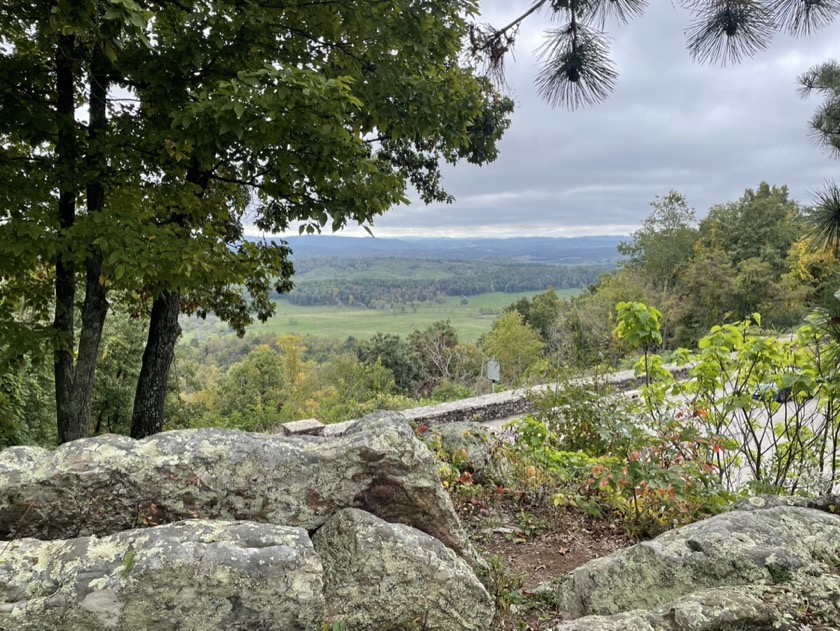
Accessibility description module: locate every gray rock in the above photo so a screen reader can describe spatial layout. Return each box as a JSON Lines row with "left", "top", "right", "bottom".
{"left": 0, "top": 412, "right": 487, "bottom": 581}
{"left": 547, "top": 586, "right": 778, "bottom": 630}
{"left": 0, "top": 520, "right": 323, "bottom": 631}
{"left": 275, "top": 418, "right": 324, "bottom": 436}
{"left": 734, "top": 493, "right": 840, "bottom": 514}
{"left": 549, "top": 506, "right": 840, "bottom": 618}
{"left": 312, "top": 508, "right": 494, "bottom": 631}
{"left": 732, "top": 494, "right": 810, "bottom": 511}
{"left": 549, "top": 613, "right": 658, "bottom": 631}
{"left": 419, "top": 422, "right": 505, "bottom": 483}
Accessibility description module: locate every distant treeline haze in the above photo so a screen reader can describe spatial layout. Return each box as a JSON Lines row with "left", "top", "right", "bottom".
{"left": 281, "top": 259, "right": 611, "bottom": 307}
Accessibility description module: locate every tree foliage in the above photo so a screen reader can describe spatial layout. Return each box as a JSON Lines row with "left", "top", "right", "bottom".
{"left": 799, "top": 60, "right": 840, "bottom": 254}
{"left": 0, "top": 0, "right": 512, "bottom": 442}
{"left": 470, "top": 0, "right": 839, "bottom": 108}
{"left": 409, "top": 320, "right": 483, "bottom": 393}
{"left": 698, "top": 183, "right": 802, "bottom": 268}
{"left": 618, "top": 191, "right": 697, "bottom": 293}
{"left": 356, "top": 333, "right": 422, "bottom": 395}
{"left": 481, "top": 311, "right": 545, "bottom": 386}
{"left": 546, "top": 183, "right": 833, "bottom": 360}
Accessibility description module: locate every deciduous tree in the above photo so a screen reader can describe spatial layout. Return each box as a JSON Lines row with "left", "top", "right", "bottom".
{"left": 1, "top": 0, "right": 513, "bottom": 442}
{"left": 481, "top": 312, "right": 544, "bottom": 386}
{"left": 356, "top": 333, "right": 421, "bottom": 395}
{"left": 409, "top": 320, "right": 482, "bottom": 392}
{"left": 697, "top": 183, "right": 803, "bottom": 270}
{"left": 618, "top": 191, "right": 698, "bottom": 294}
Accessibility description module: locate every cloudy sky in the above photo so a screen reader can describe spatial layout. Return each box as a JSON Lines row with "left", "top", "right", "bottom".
{"left": 304, "top": 1, "right": 840, "bottom": 239}
{"left": 374, "top": 0, "right": 840, "bottom": 237}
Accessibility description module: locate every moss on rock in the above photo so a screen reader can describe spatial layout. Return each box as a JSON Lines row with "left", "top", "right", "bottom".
{"left": 0, "top": 520, "right": 323, "bottom": 631}
{"left": 312, "top": 508, "right": 494, "bottom": 631}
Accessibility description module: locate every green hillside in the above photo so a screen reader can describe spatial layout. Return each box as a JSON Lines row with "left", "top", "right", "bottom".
{"left": 181, "top": 290, "right": 580, "bottom": 344}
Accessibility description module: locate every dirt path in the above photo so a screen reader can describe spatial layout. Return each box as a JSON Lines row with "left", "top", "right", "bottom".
{"left": 454, "top": 495, "right": 631, "bottom": 630}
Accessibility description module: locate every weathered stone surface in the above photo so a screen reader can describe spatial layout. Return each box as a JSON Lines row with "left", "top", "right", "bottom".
{"left": 312, "top": 508, "right": 494, "bottom": 631}
{"left": 0, "top": 412, "right": 487, "bottom": 580}
{"left": 734, "top": 492, "right": 840, "bottom": 514}
{"left": 277, "top": 418, "right": 324, "bottom": 436}
{"left": 419, "top": 421, "right": 504, "bottom": 483}
{"left": 398, "top": 364, "right": 692, "bottom": 427}
{"left": 0, "top": 520, "right": 323, "bottom": 631}
{"left": 319, "top": 419, "right": 357, "bottom": 437}
{"left": 547, "top": 586, "right": 778, "bottom": 631}
{"left": 548, "top": 506, "right": 840, "bottom": 618}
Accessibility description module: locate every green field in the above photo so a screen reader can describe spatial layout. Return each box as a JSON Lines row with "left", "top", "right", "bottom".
{"left": 182, "top": 289, "right": 580, "bottom": 344}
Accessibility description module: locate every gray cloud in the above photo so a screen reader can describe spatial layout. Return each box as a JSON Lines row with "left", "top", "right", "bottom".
{"left": 360, "top": 1, "right": 840, "bottom": 238}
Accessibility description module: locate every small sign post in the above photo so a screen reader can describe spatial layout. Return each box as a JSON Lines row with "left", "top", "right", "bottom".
{"left": 486, "top": 358, "right": 500, "bottom": 393}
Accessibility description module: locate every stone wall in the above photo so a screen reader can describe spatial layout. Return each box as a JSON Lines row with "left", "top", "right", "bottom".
{"left": 279, "top": 364, "right": 692, "bottom": 437}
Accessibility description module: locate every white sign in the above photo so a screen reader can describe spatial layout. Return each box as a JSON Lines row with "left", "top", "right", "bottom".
{"left": 486, "top": 359, "right": 500, "bottom": 383}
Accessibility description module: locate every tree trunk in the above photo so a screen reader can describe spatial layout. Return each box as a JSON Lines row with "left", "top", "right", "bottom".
{"left": 131, "top": 165, "right": 209, "bottom": 439}
{"left": 130, "top": 291, "right": 182, "bottom": 438}
{"left": 54, "top": 34, "right": 80, "bottom": 444}
{"left": 71, "top": 42, "right": 110, "bottom": 432}
{"left": 72, "top": 252, "right": 108, "bottom": 428}
{"left": 54, "top": 38, "right": 111, "bottom": 444}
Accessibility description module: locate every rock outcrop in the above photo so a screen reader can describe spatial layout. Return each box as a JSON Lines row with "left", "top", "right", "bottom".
{"left": 313, "top": 508, "right": 494, "bottom": 631}
{"left": 543, "top": 505, "right": 840, "bottom": 630}
{"left": 0, "top": 412, "right": 486, "bottom": 579}
{"left": 547, "top": 586, "right": 780, "bottom": 631}
{"left": 0, "top": 411, "right": 500, "bottom": 631}
{"left": 0, "top": 520, "right": 324, "bottom": 631}
{"left": 418, "top": 421, "right": 504, "bottom": 483}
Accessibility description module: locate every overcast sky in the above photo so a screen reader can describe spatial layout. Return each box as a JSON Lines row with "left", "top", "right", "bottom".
{"left": 295, "top": 1, "right": 840, "bottom": 239}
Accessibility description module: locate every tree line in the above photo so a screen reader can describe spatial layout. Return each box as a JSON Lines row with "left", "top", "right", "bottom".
{"left": 4, "top": 175, "right": 840, "bottom": 449}
{"left": 503, "top": 182, "right": 840, "bottom": 370}
{"left": 281, "top": 261, "right": 610, "bottom": 307}
{"left": 0, "top": 313, "right": 548, "bottom": 446}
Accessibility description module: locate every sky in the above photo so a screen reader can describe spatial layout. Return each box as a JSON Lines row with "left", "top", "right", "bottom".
{"left": 284, "top": 1, "right": 840, "bottom": 239}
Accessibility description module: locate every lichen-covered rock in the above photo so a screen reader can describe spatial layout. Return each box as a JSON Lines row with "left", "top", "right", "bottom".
{"left": 734, "top": 492, "right": 840, "bottom": 514}
{"left": 0, "top": 412, "right": 487, "bottom": 580}
{"left": 548, "top": 506, "right": 840, "bottom": 618}
{"left": 419, "top": 422, "right": 505, "bottom": 483}
{"left": 312, "top": 508, "right": 494, "bottom": 631}
{"left": 0, "top": 520, "right": 323, "bottom": 631}
{"left": 547, "top": 586, "right": 778, "bottom": 631}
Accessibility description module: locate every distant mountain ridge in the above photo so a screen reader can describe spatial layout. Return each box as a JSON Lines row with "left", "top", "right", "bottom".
{"left": 249, "top": 235, "right": 627, "bottom": 265}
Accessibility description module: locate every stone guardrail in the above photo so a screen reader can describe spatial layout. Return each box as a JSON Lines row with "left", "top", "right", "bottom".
{"left": 275, "top": 364, "right": 692, "bottom": 437}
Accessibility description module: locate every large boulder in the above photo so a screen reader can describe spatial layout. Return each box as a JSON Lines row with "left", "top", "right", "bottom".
{"left": 0, "top": 412, "right": 487, "bottom": 580}
{"left": 0, "top": 520, "right": 323, "bottom": 631}
{"left": 548, "top": 576, "right": 840, "bottom": 630}
{"left": 541, "top": 505, "right": 840, "bottom": 628}
{"left": 547, "top": 586, "right": 779, "bottom": 630}
{"left": 313, "top": 508, "right": 494, "bottom": 631}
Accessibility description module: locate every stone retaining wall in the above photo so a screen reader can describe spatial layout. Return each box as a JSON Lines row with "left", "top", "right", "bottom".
{"left": 280, "top": 364, "right": 692, "bottom": 437}
{"left": 401, "top": 365, "right": 691, "bottom": 426}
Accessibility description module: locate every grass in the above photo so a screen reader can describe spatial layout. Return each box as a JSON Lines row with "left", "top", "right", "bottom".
{"left": 182, "top": 289, "right": 580, "bottom": 344}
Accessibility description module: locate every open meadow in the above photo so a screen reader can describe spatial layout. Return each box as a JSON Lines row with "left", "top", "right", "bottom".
{"left": 182, "top": 289, "right": 580, "bottom": 344}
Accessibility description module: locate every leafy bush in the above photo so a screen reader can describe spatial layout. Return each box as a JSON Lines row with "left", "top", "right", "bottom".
{"left": 678, "top": 313, "right": 840, "bottom": 495}
{"left": 512, "top": 371, "right": 728, "bottom": 538}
